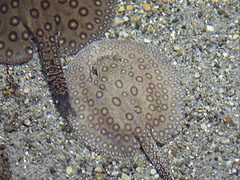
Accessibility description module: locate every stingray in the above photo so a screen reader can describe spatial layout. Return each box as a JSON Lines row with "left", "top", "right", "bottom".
{"left": 64, "top": 39, "right": 185, "bottom": 179}
{"left": 0, "top": 0, "right": 118, "bottom": 116}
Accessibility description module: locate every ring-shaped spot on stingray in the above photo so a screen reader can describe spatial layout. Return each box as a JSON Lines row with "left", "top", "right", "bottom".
{"left": 115, "top": 79, "right": 123, "bottom": 89}
{"left": 6, "top": 49, "right": 13, "bottom": 57}
{"left": 126, "top": 113, "right": 134, "bottom": 121}
{"left": 69, "top": 0, "right": 78, "bottom": 8}
{"left": 79, "top": 7, "right": 89, "bottom": 16}
{"left": 0, "top": 4, "right": 8, "bottom": 14}
{"left": 86, "top": 22, "right": 94, "bottom": 30}
{"left": 101, "top": 107, "right": 108, "bottom": 116}
{"left": 41, "top": 0, "right": 50, "bottom": 10}
{"left": 10, "top": 16, "right": 20, "bottom": 26}
{"left": 11, "top": 0, "right": 19, "bottom": 8}
{"left": 79, "top": 32, "right": 87, "bottom": 40}
{"left": 112, "top": 97, "right": 121, "bottom": 107}
{"left": 54, "top": 15, "right": 61, "bottom": 24}
{"left": 124, "top": 123, "right": 132, "bottom": 131}
{"left": 8, "top": 31, "right": 18, "bottom": 42}
{"left": 68, "top": 19, "right": 78, "bottom": 30}
{"left": 134, "top": 106, "right": 142, "bottom": 114}
{"left": 146, "top": 113, "right": 152, "bottom": 121}
{"left": 0, "top": 41, "right": 5, "bottom": 50}
{"left": 21, "top": 32, "right": 31, "bottom": 42}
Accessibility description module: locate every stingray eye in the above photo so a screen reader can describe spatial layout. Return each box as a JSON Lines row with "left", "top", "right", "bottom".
{"left": 91, "top": 66, "right": 98, "bottom": 77}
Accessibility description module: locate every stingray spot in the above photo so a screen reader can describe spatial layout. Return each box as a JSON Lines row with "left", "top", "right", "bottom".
{"left": 146, "top": 95, "right": 154, "bottom": 102}
{"left": 86, "top": 23, "right": 94, "bottom": 30}
{"left": 94, "top": 0, "right": 102, "bottom": 7}
{"left": 95, "top": 9, "right": 103, "bottom": 16}
{"left": 106, "top": 117, "right": 113, "bottom": 124}
{"left": 88, "top": 99, "right": 94, "bottom": 107}
{"left": 68, "top": 19, "right": 78, "bottom": 30}
{"left": 25, "top": 47, "right": 33, "bottom": 55}
{"left": 10, "top": 16, "right": 20, "bottom": 26}
{"left": 58, "top": 0, "right": 67, "bottom": 4}
{"left": 36, "top": 28, "right": 44, "bottom": 37}
{"left": 96, "top": 91, "right": 103, "bottom": 99}
{"left": 94, "top": 17, "right": 101, "bottom": 24}
{"left": 112, "top": 124, "right": 120, "bottom": 132}
{"left": 101, "top": 76, "right": 108, "bottom": 82}
{"left": 159, "top": 115, "right": 166, "bottom": 122}
{"left": 98, "top": 117, "right": 104, "bottom": 124}
{"left": 115, "top": 80, "right": 123, "bottom": 89}
{"left": 30, "top": 8, "right": 39, "bottom": 18}
{"left": 162, "top": 104, "right": 168, "bottom": 110}
{"left": 153, "top": 119, "right": 159, "bottom": 126}
{"left": 99, "top": 84, "right": 105, "bottom": 90}
{"left": 79, "top": 32, "right": 87, "bottom": 40}
{"left": 82, "top": 88, "right": 88, "bottom": 96}
{"left": 145, "top": 73, "right": 152, "bottom": 79}
{"left": 101, "top": 107, "right": 108, "bottom": 116}
{"left": 58, "top": 38, "right": 66, "bottom": 45}
{"left": 6, "top": 49, "right": 13, "bottom": 57}
{"left": 154, "top": 69, "right": 161, "bottom": 74}
{"left": 130, "top": 86, "right": 138, "bottom": 96}
{"left": 128, "top": 71, "right": 134, "bottom": 77}
{"left": 78, "top": 104, "right": 85, "bottom": 111}
{"left": 112, "top": 97, "right": 121, "bottom": 107}
{"left": 101, "top": 128, "right": 107, "bottom": 135}
{"left": 21, "top": 31, "right": 30, "bottom": 41}
{"left": 79, "top": 7, "right": 88, "bottom": 16}
{"left": 8, "top": 31, "right": 18, "bottom": 42}
{"left": 11, "top": 0, "right": 19, "bottom": 8}
{"left": 69, "top": 40, "right": 77, "bottom": 48}
{"left": 101, "top": 66, "right": 108, "bottom": 72}
{"left": 146, "top": 113, "right": 152, "bottom": 121}
{"left": 44, "top": 22, "right": 52, "bottom": 31}
{"left": 0, "top": 4, "right": 8, "bottom": 14}
{"left": 134, "top": 106, "right": 142, "bottom": 114}
{"left": 41, "top": 0, "right": 50, "bottom": 10}
{"left": 54, "top": 15, "right": 61, "bottom": 24}
{"left": 126, "top": 113, "right": 133, "bottom": 121}
{"left": 136, "top": 76, "right": 143, "bottom": 82}
{"left": 124, "top": 123, "right": 132, "bottom": 131}
{"left": 87, "top": 114, "right": 94, "bottom": 121}
{"left": 135, "top": 127, "right": 141, "bottom": 134}
{"left": 149, "top": 104, "right": 155, "bottom": 111}
{"left": 0, "top": 41, "right": 5, "bottom": 50}
{"left": 69, "top": 0, "right": 78, "bottom": 8}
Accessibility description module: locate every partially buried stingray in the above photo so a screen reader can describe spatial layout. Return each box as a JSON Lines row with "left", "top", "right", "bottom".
{"left": 0, "top": 0, "right": 118, "bottom": 116}
{"left": 64, "top": 39, "right": 185, "bottom": 179}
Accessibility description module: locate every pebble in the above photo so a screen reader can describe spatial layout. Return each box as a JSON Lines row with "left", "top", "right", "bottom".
{"left": 206, "top": 24, "right": 214, "bottom": 32}
{"left": 200, "top": 124, "right": 207, "bottom": 131}
{"left": 23, "top": 88, "right": 30, "bottom": 94}
{"left": 232, "top": 34, "right": 239, "bottom": 40}
{"left": 136, "top": 167, "right": 143, "bottom": 173}
{"left": 95, "top": 166, "right": 104, "bottom": 173}
{"left": 144, "top": 38, "right": 151, "bottom": 43}
{"left": 220, "top": 137, "right": 230, "bottom": 144}
{"left": 173, "top": 45, "right": 181, "bottom": 51}
{"left": 126, "top": 5, "right": 133, "bottom": 11}
{"left": 111, "top": 170, "right": 119, "bottom": 176}
{"left": 118, "top": 6, "right": 125, "bottom": 12}
{"left": 142, "top": 3, "right": 151, "bottom": 12}
{"left": 194, "top": 72, "right": 201, "bottom": 79}
{"left": 66, "top": 166, "right": 73, "bottom": 175}
{"left": 150, "top": 168, "right": 157, "bottom": 175}
{"left": 121, "top": 173, "right": 131, "bottom": 180}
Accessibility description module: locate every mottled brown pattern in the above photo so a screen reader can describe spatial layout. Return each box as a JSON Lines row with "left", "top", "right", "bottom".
{"left": 0, "top": 0, "right": 118, "bottom": 116}
{"left": 64, "top": 39, "right": 185, "bottom": 179}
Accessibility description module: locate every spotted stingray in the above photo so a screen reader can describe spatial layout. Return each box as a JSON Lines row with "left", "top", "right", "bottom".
{"left": 0, "top": 0, "right": 118, "bottom": 116}
{"left": 64, "top": 39, "right": 185, "bottom": 179}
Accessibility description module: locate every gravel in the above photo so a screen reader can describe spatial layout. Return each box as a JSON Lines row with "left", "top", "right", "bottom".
{"left": 0, "top": 0, "right": 239, "bottom": 179}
